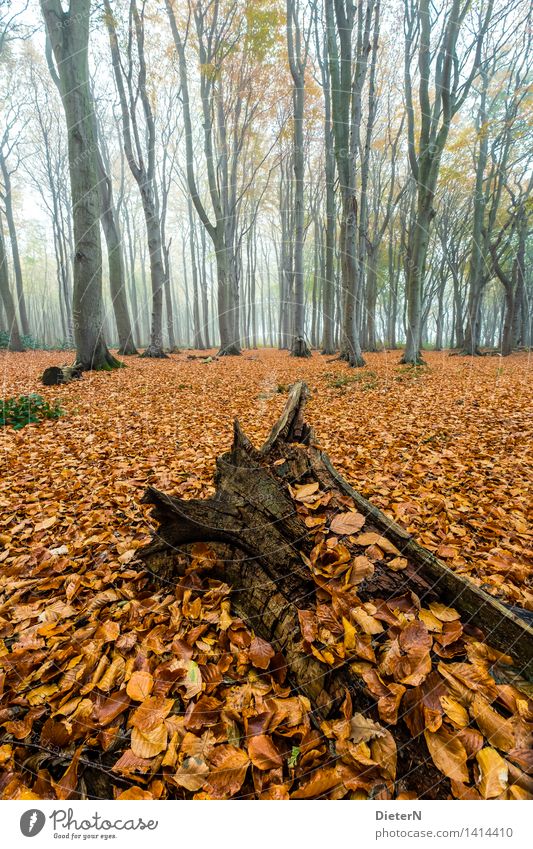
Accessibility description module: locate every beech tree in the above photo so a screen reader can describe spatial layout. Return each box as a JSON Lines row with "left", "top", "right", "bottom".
{"left": 326, "top": 0, "right": 377, "bottom": 366}
{"left": 402, "top": 0, "right": 495, "bottom": 364}
{"left": 40, "top": 0, "right": 120, "bottom": 370}
{"left": 103, "top": 0, "right": 167, "bottom": 358}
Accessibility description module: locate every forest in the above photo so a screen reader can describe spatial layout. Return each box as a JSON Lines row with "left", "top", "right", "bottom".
{"left": 0, "top": 0, "right": 532, "bottom": 809}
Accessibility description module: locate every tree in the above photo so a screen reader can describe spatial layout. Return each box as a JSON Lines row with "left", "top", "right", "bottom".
{"left": 40, "top": 0, "right": 120, "bottom": 370}
{"left": 0, "top": 107, "right": 30, "bottom": 337}
{"left": 93, "top": 107, "right": 138, "bottom": 355}
{"left": 286, "top": 0, "right": 313, "bottom": 357}
{"left": 402, "top": 0, "right": 494, "bottom": 364}
{"left": 326, "top": 0, "right": 377, "bottom": 366}
{"left": 314, "top": 8, "right": 335, "bottom": 354}
{"left": 166, "top": 0, "right": 241, "bottom": 355}
{"left": 0, "top": 214, "right": 24, "bottom": 350}
{"left": 103, "top": 0, "right": 168, "bottom": 358}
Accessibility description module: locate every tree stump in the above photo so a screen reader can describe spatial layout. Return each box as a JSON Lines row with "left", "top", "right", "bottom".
{"left": 138, "top": 381, "right": 533, "bottom": 798}
{"left": 41, "top": 364, "right": 84, "bottom": 386}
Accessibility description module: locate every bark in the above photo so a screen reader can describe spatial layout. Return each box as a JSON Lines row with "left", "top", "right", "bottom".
{"left": 316, "top": 27, "right": 336, "bottom": 354}
{"left": 93, "top": 128, "right": 138, "bottom": 355}
{"left": 41, "top": 0, "right": 120, "bottom": 371}
{"left": 326, "top": 0, "right": 371, "bottom": 367}
{"left": 0, "top": 219, "right": 24, "bottom": 350}
{"left": 287, "top": 0, "right": 311, "bottom": 358}
{"left": 137, "top": 381, "right": 533, "bottom": 797}
{"left": 104, "top": 0, "right": 167, "bottom": 359}
{"left": 0, "top": 153, "right": 30, "bottom": 337}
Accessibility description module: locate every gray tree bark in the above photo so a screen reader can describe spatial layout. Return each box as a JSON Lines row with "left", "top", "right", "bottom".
{"left": 40, "top": 0, "right": 120, "bottom": 370}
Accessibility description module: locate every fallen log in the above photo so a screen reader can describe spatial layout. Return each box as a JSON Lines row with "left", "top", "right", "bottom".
{"left": 41, "top": 364, "right": 83, "bottom": 386}
{"left": 138, "top": 381, "right": 533, "bottom": 798}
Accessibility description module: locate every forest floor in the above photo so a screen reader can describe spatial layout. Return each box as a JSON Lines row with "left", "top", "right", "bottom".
{"left": 2, "top": 349, "right": 531, "bottom": 608}
{"left": 0, "top": 348, "right": 532, "bottom": 800}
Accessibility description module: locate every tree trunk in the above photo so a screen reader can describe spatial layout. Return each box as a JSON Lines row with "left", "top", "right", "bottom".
{"left": 41, "top": 0, "right": 120, "bottom": 371}
{"left": 0, "top": 154, "right": 30, "bottom": 337}
{"left": 215, "top": 238, "right": 240, "bottom": 356}
{"left": 401, "top": 199, "right": 431, "bottom": 364}
{"left": 365, "top": 245, "right": 379, "bottom": 351}
{"left": 138, "top": 381, "right": 533, "bottom": 799}
{"left": 0, "top": 220, "right": 24, "bottom": 351}
{"left": 287, "top": 1, "right": 310, "bottom": 358}
{"left": 95, "top": 144, "right": 138, "bottom": 355}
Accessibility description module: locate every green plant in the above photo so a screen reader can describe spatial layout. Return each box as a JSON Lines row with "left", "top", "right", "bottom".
{"left": 326, "top": 370, "right": 378, "bottom": 391}
{"left": 1, "top": 393, "right": 65, "bottom": 430}
{"left": 288, "top": 746, "right": 300, "bottom": 768}
{"left": 20, "top": 334, "right": 43, "bottom": 350}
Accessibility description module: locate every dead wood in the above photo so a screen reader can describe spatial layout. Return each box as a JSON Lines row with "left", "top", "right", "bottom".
{"left": 137, "top": 380, "right": 533, "bottom": 798}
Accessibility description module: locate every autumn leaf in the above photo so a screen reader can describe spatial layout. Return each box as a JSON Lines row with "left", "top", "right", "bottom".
{"left": 291, "top": 767, "right": 343, "bottom": 799}
{"left": 172, "top": 757, "right": 209, "bottom": 792}
{"left": 298, "top": 608, "right": 318, "bottom": 643}
{"left": 476, "top": 747, "right": 508, "bottom": 798}
{"left": 130, "top": 696, "right": 174, "bottom": 732}
{"left": 349, "top": 713, "right": 387, "bottom": 745}
{"left": 292, "top": 482, "right": 319, "bottom": 502}
{"left": 131, "top": 723, "right": 167, "bottom": 758}
{"left": 249, "top": 636, "right": 275, "bottom": 670}
{"left": 203, "top": 745, "right": 250, "bottom": 798}
{"left": 116, "top": 787, "right": 154, "bottom": 800}
{"left": 469, "top": 696, "right": 516, "bottom": 752}
{"left": 424, "top": 727, "right": 469, "bottom": 783}
{"left": 248, "top": 734, "right": 283, "bottom": 770}
{"left": 330, "top": 511, "right": 365, "bottom": 535}
{"left": 126, "top": 671, "right": 154, "bottom": 702}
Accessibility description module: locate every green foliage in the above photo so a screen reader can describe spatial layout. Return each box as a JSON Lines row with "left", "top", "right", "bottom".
{"left": 288, "top": 746, "right": 300, "bottom": 768}
{"left": 21, "top": 334, "right": 42, "bottom": 350}
{"left": 0, "top": 332, "right": 75, "bottom": 352}
{"left": 394, "top": 364, "right": 430, "bottom": 383}
{"left": 326, "top": 370, "right": 378, "bottom": 391}
{"left": 1, "top": 393, "right": 64, "bottom": 430}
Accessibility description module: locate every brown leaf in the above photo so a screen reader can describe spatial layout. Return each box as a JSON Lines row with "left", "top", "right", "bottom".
{"left": 204, "top": 745, "right": 250, "bottom": 798}
{"left": 387, "top": 556, "right": 408, "bottom": 571}
{"left": 470, "top": 695, "right": 516, "bottom": 752}
{"left": 172, "top": 756, "right": 209, "bottom": 792}
{"left": 130, "top": 696, "right": 174, "bottom": 732}
{"left": 292, "top": 767, "right": 343, "bottom": 799}
{"left": 429, "top": 602, "right": 460, "bottom": 622}
{"left": 349, "top": 713, "right": 387, "bottom": 745}
{"left": 116, "top": 787, "right": 154, "bottom": 800}
{"left": 297, "top": 608, "right": 318, "bottom": 643}
{"left": 131, "top": 723, "right": 167, "bottom": 758}
{"left": 249, "top": 636, "right": 275, "bottom": 670}
{"left": 330, "top": 511, "right": 365, "bottom": 535}
{"left": 126, "top": 671, "right": 154, "bottom": 702}
{"left": 293, "top": 481, "right": 319, "bottom": 502}
{"left": 476, "top": 747, "right": 508, "bottom": 798}
{"left": 424, "top": 727, "right": 469, "bottom": 783}
{"left": 248, "top": 734, "right": 283, "bottom": 770}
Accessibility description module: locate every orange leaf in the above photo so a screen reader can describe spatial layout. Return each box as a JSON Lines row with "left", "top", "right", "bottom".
{"left": 126, "top": 671, "right": 154, "bottom": 702}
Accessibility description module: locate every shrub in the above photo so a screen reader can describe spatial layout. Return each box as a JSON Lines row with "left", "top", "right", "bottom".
{"left": 1, "top": 393, "right": 65, "bottom": 430}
